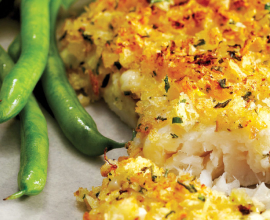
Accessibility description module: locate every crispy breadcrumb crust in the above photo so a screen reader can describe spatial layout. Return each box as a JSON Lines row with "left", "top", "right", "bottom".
{"left": 59, "top": 0, "right": 270, "bottom": 137}
{"left": 74, "top": 157, "right": 269, "bottom": 220}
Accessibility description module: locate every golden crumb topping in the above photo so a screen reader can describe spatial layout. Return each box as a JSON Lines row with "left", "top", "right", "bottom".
{"left": 60, "top": 0, "right": 270, "bottom": 137}
{"left": 74, "top": 157, "right": 268, "bottom": 220}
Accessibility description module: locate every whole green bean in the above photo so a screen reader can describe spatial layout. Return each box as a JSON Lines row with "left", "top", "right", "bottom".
{"left": 43, "top": 0, "right": 125, "bottom": 156}
{"left": 0, "top": 46, "right": 49, "bottom": 200}
{"left": 10, "top": 0, "right": 126, "bottom": 156}
{"left": 0, "top": 0, "right": 50, "bottom": 123}
{"left": 8, "top": 34, "right": 21, "bottom": 63}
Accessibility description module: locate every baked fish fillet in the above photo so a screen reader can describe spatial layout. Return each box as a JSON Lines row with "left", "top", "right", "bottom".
{"left": 59, "top": 0, "right": 270, "bottom": 186}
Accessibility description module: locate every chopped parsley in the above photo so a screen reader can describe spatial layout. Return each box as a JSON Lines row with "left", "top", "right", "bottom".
{"left": 95, "top": 56, "right": 102, "bottom": 75}
{"left": 124, "top": 91, "right": 131, "bottom": 96}
{"left": 150, "top": 0, "right": 169, "bottom": 3}
{"left": 101, "top": 74, "right": 110, "bottom": 88}
{"left": 114, "top": 61, "right": 122, "bottom": 70}
{"left": 211, "top": 66, "right": 223, "bottom": 72}
{"left": 139, "top": 186, "right": 147, "bottom": 194}
{"left": 228, "top": 51, "right": 242, "bottom": 61}
{"left": 198, "top": 194, "right": 206, "bottom": 202}
{"left": 265, "top": 3, "right": 270, "bottom": 11}
{"left": 165, "top": 211, "right": 175, "bottom": 218}
{"left": 177, "top": 181, "right": 197, "bottom": 193}
{"left": 172, "top": 117, "right": 183, "bottom": 124}
{"left": 152, "top": 175, "right": 157, "bottom": 182}
{"left": 242, "top": 91, "right": 252, "bottom": 101}
{"left": 164, "top": 169, "right": 169, "bottom": 177}
{"left": 78, "top": 28, "right": 93, "bottom": 44}
{"left": 81, "top": 66, "right": 86, "bottom": 73}
{"left": 95, "top": 192, "right": 100, "bottom": 198}
{"left": 59, "top": 30, "right": 67, "bottom": 41}
{"left": 218, "top": 78, "right": 229, "bottom": 88}
{"left": 214, "top": 99, "right": 231, "bottom": 108}
{"left": 170, "top": 133, "right": 179, "bottom": 138}
{"left": 156, "top": 116, "right": 167, "bottom": 121}
{"left": 164, "top": 75, "right": 170, "bottom": 93}
{"left": 179, "top": 99, "right": 186, "bottom": 103}
{"left": 194, "top": 39, "right": 206, "bottom": 47}
{"left": 153, "top": 70, "right": 157, "bottom": 76}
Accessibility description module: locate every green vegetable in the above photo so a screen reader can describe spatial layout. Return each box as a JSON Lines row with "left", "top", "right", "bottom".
{"left": 7, "top": 34, "right": 21, "bottom": 62}
{"left": 0, "top": 0, "right": 50, "bottom": 124}
{"left": 165, "top": 211, "right": 175, "bottom": 218}
{"left": 177, "top": 181, "right": 197, "bottom": 193}
{"left": 214, "top": 99, "right": 231, "bottom": 108}
{"left": 61, "top": 0, "right": 78, "bottom": 10}
{"left": 194, "top": 39, "right": 206, "bottom": 47}
{"left": 43, "top": 0, "right": 126, "bottom": 156}
{"left": 170, "top": 133, "right": 178, "bottom": 138}
{"left": 265, "top": 3, "right": 270, "bottom": 11}
{"left": 198, "top": 194, "right": 206, "bottom": 202}
{"left": 10, "top": 0, "right": 126, "bottom": 156}
{"left": 150, "top": 0, "right": 168, "bottom": 3}
{"left": 0, "top": 46, "right": 49, "bottom": 200}
{"left": 164, "top": 75, "right": 170, "bottom": 93}
{"left": 242, "top": 91, "right": 252, "bottom": 101}
{"left": 172, "top": 117, "right": 183, "bottom": 124}
{"left": 218, "top": 78, "right": 228, "bottom": 88}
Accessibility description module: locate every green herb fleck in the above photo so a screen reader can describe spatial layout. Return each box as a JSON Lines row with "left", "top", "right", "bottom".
{"left": 265, "top": 3, "right": 270, "bottom": 11}
{"left": 179, "top": 99, "right": 186, "bottom": 103}
{"left": 114, "top": 61, "right": 122, "bottom": 70}
{"left": 228, "top": 51, "right": 242, "bottom": 61}
{"left": 238, "top": 124, "right": 243, "bottom": 128}
{"left": 81, "top": 66, "right": 86, "bottom": 73}
{"left": 170, "top": 133, "right": 179, "bottom": 138}
{"left": 78, "top": 28, "right": 93, "bottom": 44}
{"left": 156, "top": 116, "right": 167, "bottom": 121}
{"left": 59, "top": 31, "right": 67, "bottom": 41}
{"left": 242, "top": 91, "right": 252, "bottom": 101}
{"left": 150, "top": 0, "right": 169, "bottom": 4}
{"left": 229, "top": 19, "right": 236, "bottom": 24}
{"left": 145, "top": 126, "right": 149, "bottom": 131}
{"left": 211, "top": 66, "right": 223, "bottom": 72}
{"left": 214, "top": 99, "right": 231, "bottom": 108}
{"left": 177, "top": 181, "right": 197, "bottom": 193}
{"left": 172, "top": 117, "right": 183, "bottom": 124}
{"left": 139, "top": 187, "right": 147, "bottom": 194}
{"left": 164, "top": 169, "right": 169, "bottom": 177}
{"left": 198, "top": 194, "right": 206, "bottom": 202}
{"left": 95, "top": 192, "right": 100, "bottom": 198}
{"left": 218, "top": 78, "right": 229, "bottom": 88}
{"left": 152, "top": 175, "right": 157, "bottom": 182}
{"left": 82, "top": 194, "right": 86, "bottom": 199}
{"left": 153, "top": 70, "right": 157, "bottom": 76}
{"left": 194, "top": 39, "right": 206, "bottom": 47}
{"left": 95, "top": 56, "right": 102, "bottom": 75}
{"left": 124, "top": 91, "right": 131, "bottom": 96}
{"left": 165, "top": 211, "right": 175, "bottom": 218}
{"left": 114, "top": 0, "right": 119, "bottom": 9}
{"left": 263, "top": 152, "right": 270, "bottom": 158}
{"left": 164, "top": 75, "right": 170, "bottom": 93}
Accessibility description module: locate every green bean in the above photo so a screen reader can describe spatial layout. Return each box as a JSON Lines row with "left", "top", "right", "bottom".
{"left": 44, "top": 0, "right": 125, "bottom": 156}
{"left": 0, "top": 0, "right": 50, "bottom": 123}
{"left": 8, "top": 34, "right": 21, "bottom": 63}
{"left": 10, "top": 0, "right": 126, "bottom": 156}
{"left": 0, "top": 46, "right": 49, "bottom": 200}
